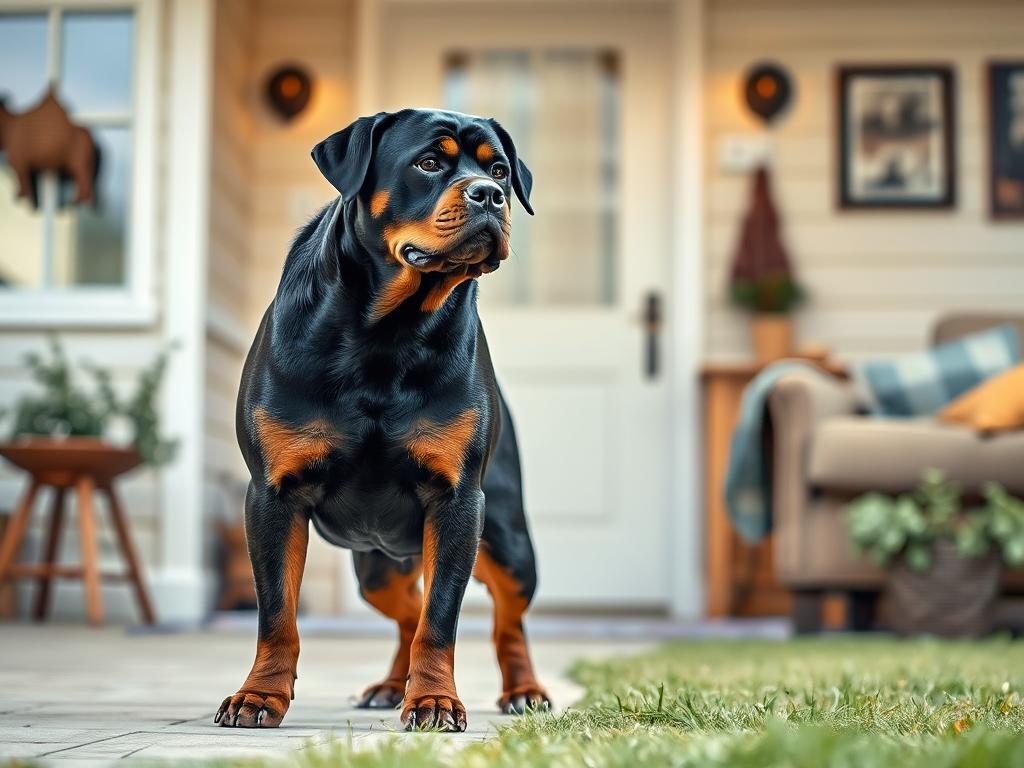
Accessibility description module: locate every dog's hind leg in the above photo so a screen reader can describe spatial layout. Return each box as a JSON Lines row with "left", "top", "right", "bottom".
{"left": 477, "top": 395, "right": 551, "bottom": 715}
{"left": 216, "top": 484, "right": 309, "bottom": 728}
{"left": 353, "top": 551, "right": 422, "bottom": 708}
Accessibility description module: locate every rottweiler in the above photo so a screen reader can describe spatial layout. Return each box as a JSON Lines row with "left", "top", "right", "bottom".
{"left": 215, "top": 109, "right": 549, "bottom": 733}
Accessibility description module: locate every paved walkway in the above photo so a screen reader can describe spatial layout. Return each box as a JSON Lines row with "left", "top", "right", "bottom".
{"left": 0, "top": 622, "right": 654, "bottom": 762}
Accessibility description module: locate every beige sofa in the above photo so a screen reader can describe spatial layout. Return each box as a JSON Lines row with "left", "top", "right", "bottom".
{"left": 769, "top": 314, "right": 1024, "bottom": 632}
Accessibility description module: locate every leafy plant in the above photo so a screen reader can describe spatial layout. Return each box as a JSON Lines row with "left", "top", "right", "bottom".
{"left": 847, "top": 468, "right": 1024, "bottom": 571}
{"left": 8, "top": 336, "right": 178, "bottom": 467}
{"left": 9, "top": 337, "right": 112, "bottom": 438}
{"left": 730, "top": 274, "right": 805, "bottom": 314}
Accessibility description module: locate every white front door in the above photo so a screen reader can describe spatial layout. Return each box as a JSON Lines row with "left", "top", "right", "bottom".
{"left": 375, "top": 1, "right": 673, "bottom": 609}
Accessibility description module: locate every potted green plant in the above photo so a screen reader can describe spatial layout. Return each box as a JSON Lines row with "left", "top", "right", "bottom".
{"left": 4, "top": 336, "right": 177, "bottom": 467}
{"left": 729, "top": 166, "right": 805, "bottom": 361}
{"left": 847, "top": 469, "right": 1024, "bottom": 637}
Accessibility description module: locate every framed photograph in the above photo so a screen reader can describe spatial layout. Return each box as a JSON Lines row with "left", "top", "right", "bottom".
{"left": 988, "top": 61, "right": 1024, "bottom": 219}
{"left": 837, "top": 66, "right": 955, "bottom": 209}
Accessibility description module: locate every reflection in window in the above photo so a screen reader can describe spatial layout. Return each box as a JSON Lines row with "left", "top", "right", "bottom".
{"left": 0, "top": 9, "right": 134, "bottom": 291}
{"left": 444, "top": 49, "right": 619, "bottom": 307}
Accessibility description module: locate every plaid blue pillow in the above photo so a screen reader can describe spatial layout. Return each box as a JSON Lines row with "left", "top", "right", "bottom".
{"left": 852, "top": 324, "right": 1021, "bottom": 417}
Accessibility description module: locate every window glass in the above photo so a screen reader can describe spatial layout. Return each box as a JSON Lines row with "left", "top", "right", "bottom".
{"left": 0, "top": 162, "right": 46, "bottom": 289}
{"left": 60, "top": 12, "right": 134, "bottom": 114}
{"left": 0, "top": 8, "right": 133, "bottom": 294}
{"left": 0, "top": 14, "right": 49, "bottom": 288}
{"left": 52, "top": 126, "right": 130, "bottom": 286}
{"left": 0, "top": 14, "right": 49, "bottom": 111}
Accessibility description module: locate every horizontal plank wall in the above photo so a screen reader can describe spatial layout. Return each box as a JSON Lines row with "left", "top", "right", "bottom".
{"left": 705, "top": 0, "right": 1024, "bottom": 361}
{"left": 205, "top": 0, "right": 255, "bottom": 591}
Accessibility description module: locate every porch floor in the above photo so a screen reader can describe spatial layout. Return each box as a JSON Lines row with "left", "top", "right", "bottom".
{"left": 0, "top": 622, "right": 637, "bottom": 762}
{"left": 0, "top": 616, "right": 787, "bottom": 763}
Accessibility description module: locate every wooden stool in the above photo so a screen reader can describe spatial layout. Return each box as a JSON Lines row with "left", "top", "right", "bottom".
{"left": 0, "top": 437, "right": 156, "bottom": 625}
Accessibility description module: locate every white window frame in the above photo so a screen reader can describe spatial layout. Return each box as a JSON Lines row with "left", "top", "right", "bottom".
{"left": 0, "top": 0, "right": 158, "bottom": 327}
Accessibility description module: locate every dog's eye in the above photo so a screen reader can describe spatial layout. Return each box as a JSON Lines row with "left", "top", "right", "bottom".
{"left": 490, "top": 165, "right": 508, "bottom": 181}
{"left": 416, "top": 157, "right": 441, "bottom": 172}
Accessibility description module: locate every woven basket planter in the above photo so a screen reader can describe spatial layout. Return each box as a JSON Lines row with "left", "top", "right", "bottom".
{"left": 887, "top": 539, "right": 1001, "bottom": 638}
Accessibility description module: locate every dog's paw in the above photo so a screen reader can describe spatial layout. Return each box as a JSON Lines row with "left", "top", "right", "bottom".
{"left": 498, "top": 685, "right": 551, "bottom": 716}
{"left": 357, "top": 679, "right": 405, "bottom": 709}
{"left": 401, "top": 695, "right": 467, "bottom": 732}
{"left": 214, "top": 689, "right": 289, "bottom": 728}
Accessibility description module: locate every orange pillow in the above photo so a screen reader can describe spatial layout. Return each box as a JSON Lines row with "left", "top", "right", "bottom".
{"left": 941, "top": 363, "right": 1024, "bottom": 434}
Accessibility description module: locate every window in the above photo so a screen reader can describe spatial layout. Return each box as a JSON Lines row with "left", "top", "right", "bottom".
{"left": 0, "top": 3, "right": 156, "bottom": 325}
{"left": 444, "top": 49, "right": 619, "bottom": 307}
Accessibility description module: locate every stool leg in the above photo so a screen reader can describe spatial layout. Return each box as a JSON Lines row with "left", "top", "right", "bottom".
{"left": 76, "top": 475, "right": 103, "bottom": 626}
{"left": 0, "top": 480, "right": 41, "bottom": 583}
{"left": 33, "top": 488, "right": 67, "bottom": 621}
{"left": 102, "top": 483, "right": 156, "bottom": 625}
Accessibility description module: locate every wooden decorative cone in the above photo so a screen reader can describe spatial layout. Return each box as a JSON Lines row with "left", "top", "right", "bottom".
{"left": 730, "top": 167, "right": 799, "bottom": 360}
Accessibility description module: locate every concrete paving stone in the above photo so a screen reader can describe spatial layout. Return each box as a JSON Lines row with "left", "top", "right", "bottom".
{"left": 0, "top": 621, "right": 660, "bottom": 763}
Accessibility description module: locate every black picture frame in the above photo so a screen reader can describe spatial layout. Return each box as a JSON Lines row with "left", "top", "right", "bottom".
{"left": 988, "top": 61, "right": 1024, "bottom": 220}
{"left": 837, "top": 65, "right": 955, "bottom": 209}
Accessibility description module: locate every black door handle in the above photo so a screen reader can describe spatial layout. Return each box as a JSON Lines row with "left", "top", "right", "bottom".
{"left": 642, "top": 291, "right": 662, "bottom": 379}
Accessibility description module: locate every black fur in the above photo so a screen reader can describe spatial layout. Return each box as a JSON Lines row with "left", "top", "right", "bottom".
{"left": 218, "top": 109, "right": 545, "bottom": 732}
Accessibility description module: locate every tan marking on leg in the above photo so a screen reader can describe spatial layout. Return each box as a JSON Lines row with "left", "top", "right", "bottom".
{"left": 361, "top": 561, "right": 423, "bottom": 692}
{"left": 406, "top": 409, "right": 479, "bottom": 487}
{"left": 223, "top": 514, "right": 308, "bottom": 727}
{"left": 254, "top": 408, "right": 340, "bottom": 490}
{"left": 370, "top": 189, "right": 390, "bottom": 218}
{"left": 402, "top": 520, "right": 463, "bottom": 728}
{"left": 473, "top": 547, "right": 546, "bottom": 703}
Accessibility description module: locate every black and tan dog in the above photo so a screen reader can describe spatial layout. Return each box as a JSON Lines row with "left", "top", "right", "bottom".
{"left": 215, "top": 110, "right": 549, "bottom": 733}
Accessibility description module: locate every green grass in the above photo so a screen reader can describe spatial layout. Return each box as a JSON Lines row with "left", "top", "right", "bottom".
{"left": 306, "top": 638, "right": 1024, "bottom": 767}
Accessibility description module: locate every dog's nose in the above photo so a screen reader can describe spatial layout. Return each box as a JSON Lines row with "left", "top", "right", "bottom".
{"left": 464, "top": 180, "right": 505, "bottom": 212}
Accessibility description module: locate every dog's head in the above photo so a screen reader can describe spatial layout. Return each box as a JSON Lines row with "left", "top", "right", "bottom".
{"left": 312, "top": 109, "right": 532, "bottom": 277}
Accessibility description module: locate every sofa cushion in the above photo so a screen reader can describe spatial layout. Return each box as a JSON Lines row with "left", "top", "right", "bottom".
{"left": 941, "top": 364, "right": 1024, "bottom": 434}
{"left": 808, "top": 416, "right": 1024, "bottom": 496}
{"left": 851, "top": 324, "right": 1020, "bottom": 417}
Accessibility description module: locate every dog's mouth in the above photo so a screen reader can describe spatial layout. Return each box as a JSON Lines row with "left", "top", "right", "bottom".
{"left": 401, "top": 225, "right": 505, "bottom": 275}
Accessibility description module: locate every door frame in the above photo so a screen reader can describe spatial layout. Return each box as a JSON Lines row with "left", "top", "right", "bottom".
{"left": 350, "top": 0, "right": 707, "bottom": 619}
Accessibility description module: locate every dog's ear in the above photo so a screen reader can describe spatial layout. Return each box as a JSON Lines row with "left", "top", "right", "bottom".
{"left": 488, "top": 118, "right": 533, "bottom": 216}
{"left": 311, "top": 112, "right": 391, "bottom": 202}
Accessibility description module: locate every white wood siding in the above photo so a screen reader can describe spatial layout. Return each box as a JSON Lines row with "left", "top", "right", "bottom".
{"left": 705, "top": 0, "right": 1024, "bottom": 361}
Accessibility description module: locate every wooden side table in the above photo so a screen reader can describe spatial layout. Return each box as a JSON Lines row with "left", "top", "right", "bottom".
{"left": 701, "top": 360, "right": 846, "bottom": 619}
{"left": 0, "top": 437, "right": 156, "bottom": 625}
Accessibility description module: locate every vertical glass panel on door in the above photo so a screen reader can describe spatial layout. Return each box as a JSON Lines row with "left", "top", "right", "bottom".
{"left": 444, "top": 49, "right": 619, "bottom": 307}
{"left": 60, "top": 12, "right": 135, "bottom": 114}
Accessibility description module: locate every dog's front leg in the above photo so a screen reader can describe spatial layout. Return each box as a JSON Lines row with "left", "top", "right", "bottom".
{"left": 216, "top": 486, "right": 309, "bottom": 728}
{"left": 402, "top": 489, "right": 483, "bottom": 732}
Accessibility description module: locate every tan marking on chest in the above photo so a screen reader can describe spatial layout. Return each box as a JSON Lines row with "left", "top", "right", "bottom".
{"left": 406, "top": 409, "right": 479, "bottom": 487}
{"left": 370, "top": 189, "right": 390, "bottom": 218}
{"left": 254, "top": 408, "right": 340, "bottom": 489}
{"left": 370, "top": 265, "right": 422, "bottom": 322}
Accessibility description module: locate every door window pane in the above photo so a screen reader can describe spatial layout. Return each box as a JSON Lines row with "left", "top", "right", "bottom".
{"left": 445, "top": 49, "right": 619, "bottom": 307}
{"left": 60, "top": 12, "right": 134, "bottom": 114}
